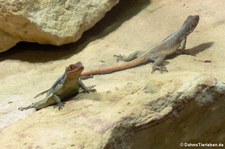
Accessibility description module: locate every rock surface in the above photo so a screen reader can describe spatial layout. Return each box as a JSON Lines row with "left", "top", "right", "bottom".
{"left": 0, "top": 0, "right": 225, "bottom": 148}
{"left": 0, "top": 0, "right": 119, "bottom": 52}
{"left": 0, "top": 72, "right": 224, "bottom": 149}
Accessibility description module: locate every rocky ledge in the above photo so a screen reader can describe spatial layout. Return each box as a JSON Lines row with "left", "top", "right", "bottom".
{"left": 0, "top": 0, "right": 119, "bottom": 52}
{"left": 0, "top": 72, "right": 224, "bottom": 148}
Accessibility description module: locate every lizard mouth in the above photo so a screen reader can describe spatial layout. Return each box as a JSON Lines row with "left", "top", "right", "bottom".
{"left": 74, "top": 62, "right": 84, "bottom": 72}
{"left": 192, "top": 15, "right": 199, "bottom": 28}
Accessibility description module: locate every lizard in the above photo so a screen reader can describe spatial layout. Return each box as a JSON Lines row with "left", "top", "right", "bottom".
{"left": 81, "top": 15, "right": 199, "bottom": 79}
{"left": 18, "top": 62, "right": 95, "bottom": 111}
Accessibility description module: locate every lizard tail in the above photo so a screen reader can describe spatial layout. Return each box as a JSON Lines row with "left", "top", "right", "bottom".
{"left": 81, "top": 57, "right": 148, "bottom": 78}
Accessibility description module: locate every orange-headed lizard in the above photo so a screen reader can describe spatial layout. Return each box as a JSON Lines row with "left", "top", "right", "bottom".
{"left": 19, "top": 62, "right": 95, "bottom": 111}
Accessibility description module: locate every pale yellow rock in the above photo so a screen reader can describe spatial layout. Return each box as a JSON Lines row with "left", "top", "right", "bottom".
{"left": 0, "top": 0, "right": 119, "bottom": 52}
{"left": 0, "top": 30, "right": 19, "bottom": 52}
{"left": 0, "top": 72, "right": 224, "bottom": 148}
{"left": 1, "top": 0, "right": 225, "bottom": 148}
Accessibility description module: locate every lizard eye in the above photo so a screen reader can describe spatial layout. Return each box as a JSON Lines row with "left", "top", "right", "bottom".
{"left": 69, "top": 65, "right": 75, "bottom": 70}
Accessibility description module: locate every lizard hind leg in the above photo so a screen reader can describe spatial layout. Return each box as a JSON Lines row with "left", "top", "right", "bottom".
{"left": 113, "top": 51, "right": 144, "bottom": 62}
{"left": 18, "top": 103, "right": 35, "bottom": 111}
{"left": 151, "top": 55, "right": 168, "bottom": 74}
{"left": 52, "top": 94, "right": 64, "bottom": 110}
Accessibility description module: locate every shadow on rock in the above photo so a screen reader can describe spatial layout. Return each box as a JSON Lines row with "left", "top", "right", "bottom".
{"left": 0, "top": 0, "right": 151, "bottom": 63}
{"left": 167, "top": 41, "right": 214, "bottom": 60}
{"left": 187, "top": 41, "right": 214, "bottom": 55}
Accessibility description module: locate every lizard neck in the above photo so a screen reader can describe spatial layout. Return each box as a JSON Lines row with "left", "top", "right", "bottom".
{"left": 162, "top": 25, "right": 189, "bottom": 44}
{"left": 173, "top": 27, "right": 188, "bottom": 41}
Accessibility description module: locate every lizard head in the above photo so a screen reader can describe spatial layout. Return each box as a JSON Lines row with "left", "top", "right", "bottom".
{"left": 183, "top": 15, "right": 199, "bottom": 35}
{"left": 65, "top": 62, "right": 84, "bottom": 79}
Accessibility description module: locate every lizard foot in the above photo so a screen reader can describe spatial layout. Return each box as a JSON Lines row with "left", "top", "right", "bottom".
{"left": 80, "top": 75, "right": 93, "bottom": 80}
{"left": 18, "top": 107, "right": 30, "bottom": 111}
{"left": 151, "top": 66, "right": 168, "bottom": 74}
{"left": 54, "top": 102, "right": 64, "bottom": 110}
{"left": 83, "top": 85, "right": 96, "bottom": 93}
{"left": 113, "top": 55, "right": 124, "bottom": 62}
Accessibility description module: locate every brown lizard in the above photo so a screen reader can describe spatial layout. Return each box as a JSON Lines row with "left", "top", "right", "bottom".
{"left": 81, "top": 15, "right": 199, "bottom": 79}
{"left": 19, "top": 62, "right": 95, "bottom": 111}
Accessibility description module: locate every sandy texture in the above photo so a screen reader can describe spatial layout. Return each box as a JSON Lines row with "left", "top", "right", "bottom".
{"left": 0, "top": 0, "right": 225, "bottom": 148}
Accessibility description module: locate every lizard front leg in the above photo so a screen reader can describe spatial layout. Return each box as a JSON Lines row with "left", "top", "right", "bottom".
{"left": 78, "top": 79, "right": 96, "bottom": 93}
{"left": 180, "top": 37, "right": 187, "bottom": 50}
{"left": 176, "top": 37, "right": 188, "bottom": 54}
{"left": 151, "top": 55, "right": 168, "bottom": 74}
{"left": 113, "top": 51, "right": 144, "bottom": 62}
{"left": 53, "top": 94, "right": 64, "bottom": 110}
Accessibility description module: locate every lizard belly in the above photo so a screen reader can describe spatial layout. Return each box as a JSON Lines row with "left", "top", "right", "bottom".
{"left": 34, "top": 81, "right": 79, "bottom": 110}
{"left": 57, "top": 81, "right": 79, "bottom": 100}
{"left": 160, "top": 43, "right": 180, "bottom": 55}
{"left": 146, "top": 42, "right": 179, "bottom": 61}
{"left": 160, "top": 47, "right": 177, "bottom": 55}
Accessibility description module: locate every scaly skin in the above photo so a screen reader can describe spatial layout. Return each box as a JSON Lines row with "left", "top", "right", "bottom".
{"left": 19, "top": 62, "right": 95, "bottom": 111}
{"left": 81, "top": 15, "right": 199, "bottom": 79}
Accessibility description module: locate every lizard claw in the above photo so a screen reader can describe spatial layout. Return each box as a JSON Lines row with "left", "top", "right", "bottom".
{"left": 151, "top": 66, "right": 168, "bottom": 74}
{"left": 113, "top": 55, "right": 123, "bottom": 62}
{"left": 18, "top": 105, "right": 33, "bottom": 111}
{"left": 55, "top": 102, "right": 64, "bottom": 110}
{"left": 18, "top": 107, "right": 27, "bottom": 111}
{"left": 159, "top": 66, "right": 168, "bottom": 74}
{"left": 84, "top": 85, "right": 96, "bottom": 93}
{"left": 151, "top": 69, "right": 156, "bottom": 74}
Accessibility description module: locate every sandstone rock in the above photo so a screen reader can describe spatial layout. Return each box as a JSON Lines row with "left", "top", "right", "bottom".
{"left": 0, "top": 72, "right": 224, "bottom": 148}
{"left": 1, "top": 0, "right": 225, "bottom": 148}
{"left": 0, "top": 0, "right": 119, "bottom": 52}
